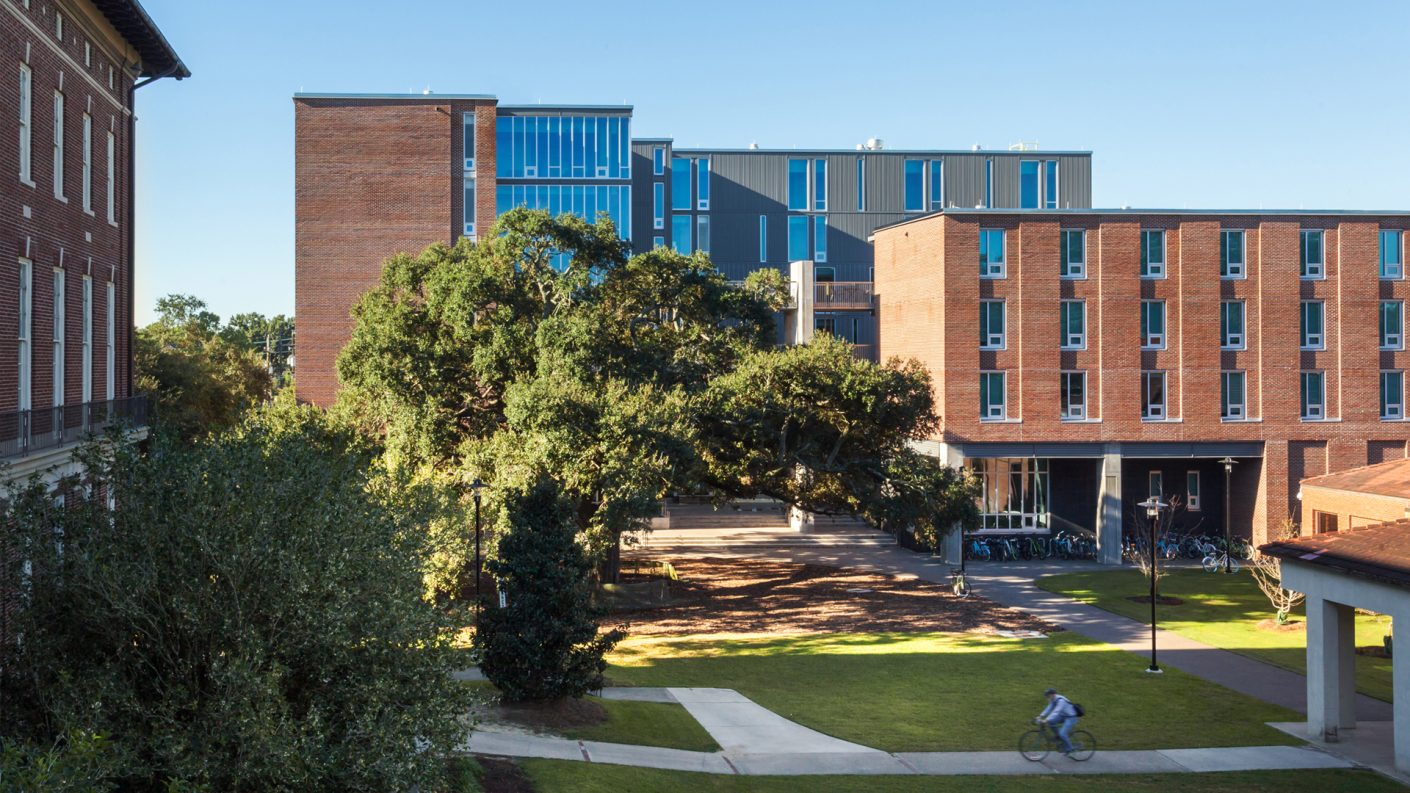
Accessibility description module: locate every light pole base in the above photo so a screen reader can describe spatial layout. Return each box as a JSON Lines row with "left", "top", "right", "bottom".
{"left": 1144, "top": 666, "right": 1164, "bottom": 674}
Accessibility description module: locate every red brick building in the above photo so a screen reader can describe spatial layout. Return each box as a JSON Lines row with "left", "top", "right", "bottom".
{"left": 873, "top": 210, "right": 1410, "bottom": 560}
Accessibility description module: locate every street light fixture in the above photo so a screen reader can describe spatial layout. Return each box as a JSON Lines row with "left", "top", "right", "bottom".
{"left": 469, "top": 477, "right": 487, "bottom": 618}
{"left": 1138, "top": 495, "right": 1168, "bottom": 674}
{"left": 1219, "top": 457, "right": 1237, "bottom": 574}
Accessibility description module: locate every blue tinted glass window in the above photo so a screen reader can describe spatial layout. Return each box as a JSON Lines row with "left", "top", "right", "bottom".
{"left": 788, "top": 216, "right": 809, "bottom": 261}
{"left": 984, "top": 159, "right": 993, "bottom": 208}
{"left": 653, "top": 183, "right": 664, "bottom": 229}
{"left": 671, "top": 158, "right": 691, "bottom": 210}
{"left": 813, "top": 159, "right": 827, "bottom": 211}
{"left": 697, "top": 158, "right": 710, "bottom": 209}
{"left": 1044, "top": 160, "right": 1058, "bottom": 209}
{"left": 787, "top": 159, "right": 808, "bottom": 211}
{"left": 697, "top": 215, "right": 710, "bottom": 255}
{"left": 903, "top": 160, "right": 923, "bottom": 211}
{"left": 1382, "top": 230, "right": 1404, "bottom": 278}
{"left": 759, "top": 215, "right": 767, "bottom": 263}
{"left": 856, "top": 158, "right": 866, "bottom": 211}
{"left": 1020, "top": 160, "right": 1039, "bottom": 209}
{"left": 495, "top": 118, "right": 510, "bottom": 177}
{"left": 814, "top": 216, "right": 827, "bottom": 263}
{"left": 929, "top": 160, "right": 943, "bottom": 210}
{"left": 652, "top": 147, "right": 664, "bottom": 175}
{"left": 672, "top": 215, "right": 691, "bottom": 254}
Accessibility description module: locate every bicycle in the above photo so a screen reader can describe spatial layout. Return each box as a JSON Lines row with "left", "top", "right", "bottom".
{"left": 1019, "top": 721, "right": 1096, "bottom": 762}
{"left": 951, "top": 567, "right": 972, "bottom": 598}
{"left": 1202, "top": 550, "right": 1242, "bottom": 573}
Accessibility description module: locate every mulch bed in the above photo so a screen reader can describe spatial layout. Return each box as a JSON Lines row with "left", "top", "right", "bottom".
{"left": 491, "top": 696, "right": 608, "bottom": 732}
{"left": 473, "top": 755, "right": 536, "bottom": 793}
{"left": 609, "top": 556, "right": 1054, "bottom": 636}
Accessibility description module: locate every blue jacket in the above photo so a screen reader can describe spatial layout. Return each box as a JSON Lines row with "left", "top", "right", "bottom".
{"left": 1040, "top": 695, "right": 1077, "bottom": 723}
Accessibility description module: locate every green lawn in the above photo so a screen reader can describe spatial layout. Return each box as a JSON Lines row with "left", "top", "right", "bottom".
{"left": 520, "top": 762, "right": 1401, "bottom": 793}
{"left": 564, "top": 698, "right": 720, "bottom": 752}
{"left": 605, "top": 631, "right": 1300, "bottom": 752}
{"left": 1038, "top": 569, "right": 1393, "bottom": 702}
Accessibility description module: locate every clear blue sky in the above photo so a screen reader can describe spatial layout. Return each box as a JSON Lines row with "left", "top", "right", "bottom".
{"left": 132, "top": 0, "right": 1410, "bottom": 325}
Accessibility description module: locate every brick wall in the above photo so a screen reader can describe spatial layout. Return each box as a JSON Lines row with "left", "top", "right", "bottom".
{"left": 294, "top": 97, "right": 495, "bottom": 407}
{"left": 1300, "top": 485, "right": 1408, "bottom": 535}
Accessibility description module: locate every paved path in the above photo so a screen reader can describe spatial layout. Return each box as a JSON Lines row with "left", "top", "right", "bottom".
{"left": 635, "top": 524, "right": 1392, "bottom": 721}
{"left": 467, "top": 686, "right": 1353, "bottom": 776}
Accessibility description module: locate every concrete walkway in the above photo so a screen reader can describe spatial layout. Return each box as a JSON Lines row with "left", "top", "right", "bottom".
{"left": 467, "top": 685, "right": 1354, "bottom": 776}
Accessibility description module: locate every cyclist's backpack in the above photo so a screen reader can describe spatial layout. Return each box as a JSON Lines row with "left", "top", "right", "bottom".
{"left": 1073, "top": 702, "right": 1086, "bottom": 717}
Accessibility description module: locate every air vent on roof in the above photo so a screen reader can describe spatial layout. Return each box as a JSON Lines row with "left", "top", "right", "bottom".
{"left": 1008, "top": 141, "right": 1040, "bottom": 151}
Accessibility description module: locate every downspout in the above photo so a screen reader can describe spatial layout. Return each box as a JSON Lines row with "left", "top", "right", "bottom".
{"left": 126, "top": 63, "right": 181, "bottom": 413}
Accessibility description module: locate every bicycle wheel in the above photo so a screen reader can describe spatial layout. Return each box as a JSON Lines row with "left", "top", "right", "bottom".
{"left": 1202, "top": 555, "right": 1220, "bottom": 573}
{"left": 1018, "top": 729, "right": 1050, "bottom": 761}
{"left": 1229, "top": 557, "right": 1242, "bottom": 573}
{"left": 1067, "top": 730, "right": 1096, "bottom": 761}
{"left": 953, "top": 578, "right": 971, "bottom": 598}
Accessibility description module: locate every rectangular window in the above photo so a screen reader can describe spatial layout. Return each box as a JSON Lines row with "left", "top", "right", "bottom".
{"left": 1300, "top": 300, "right": 1324, "bottom": 349}
{"left": 980, "top": 371, "right": 1006, "bottom": 421}
{"left": 1140, "top": 300, "right": 1165, "bottom": 349}
{"left": 696, "top": 158, "right": 710, "bottom": 210}
{"left": 652, "top": 146, "right": 665, "bottom": 176}
{"left": 1060, "top": 300, "right": 1085, "bottom": 349}
{"left": 979, "top": 229, "right": 1006, "bottom": 278}
{"left": 652, "top": 236, "right": 664, "bottom": 249}
{"left": 105, "top": 131, "right": 116, "bottom": 223}
{"left": 1301, "top": 371, "right": 1325, "bottom": 420}
{"left": 696, "top": 215, "right": 710, "bottom": 255}
{"left": 1382, "top": 301, "right": 1404, "bottom": 349}
{"left": 1140, "top": 230, "right": 1165, "bottom": 277}
{"left": 462, "top": 178, "right": 475, "bottom": 236}
{"left": 671, "top": 215, "right": 691, "bottom": 255}
{"left": 1382, "top": 371, "right": 1404, "bottom": 420}
{"left": 105, "top": 281, "right": 114, "bottom": 401}
{"left": 1220, "top": 230, "right": 1245, "bottom": 278}
{"left": 813, "top": 216, "right": 827, "bottom": 263}
{"left": 1141, "top": 370, "right": 1166, "bottom": 420}
{"left": 52, "top": 268, "right": 64, "bottom": 407}
{"left": 758, "top": 215, "right": 767, "bottom": 263}
{"left": 671, "top": 157, "right": 691, "bottom": 211}
{"left": 1314, "top": 511, "right": 1339, "bottom": 534}
{"left": 856, "top": 157, "right": 865, "bottom": 211}
{"left": 979, "top": 300, "right": 1005, "bottom": 349}
{"left": 652, "top": 182, "right": 664, "bottom": 229}
{"left": 1187, "top": 471, "right": 1201, "bottom": 511}
{"left": 1060, "top": 371, "right": 1086, "bottom": 420}
{"left": 1220, "top": 300, "right": 1245, "bottom": 349}
{"left": 1060, "top": 230, "right": 1085, "bottom": 278}
{"left": 1301, "top": 230, "right": 1324, "bottom": 278}
{"left": 787, "top": 159, "right": 808, "bottom": 211}
{"left": 1381, "top": 230, "right": 1403, "bottom": 279}
{"left": 815, "top": 266, "right": 835, "bottom": 283}
{"left": 903, "top": 159, "right": 924, "bottom": 212}
{"left": 1044, "top": 160, "right": 1059, "bottom": 209}
{"left": 55, "top": 12, "right": 63, "bottom": 41}
{"left": 52, "top": 91, "right": 64, "bottom": 199}
{"left": 18, "top": 259, "right": 31, "bottom": 412}
{"left": 1149, "top": 471, "right": 1163, "bottom": 500}
{"left": 19, "top": 64, "right": 32, "bottom": 183}
{"left": 929, "top": 160, "right": 943, "bottom": 210}
{"left": 81, "top": 114, "right": 91, "bottom": 211}
{"left": 813, "top": 158, "right": 826, "bottom": 211}
{"left": 788, "top": 216, "right": 809, "bottom": 261}
{"left": 462, "top": 114, "right": 476, "bottom": 170}
{"left": 81, "top": 276, "right": 91, "bottom": 404}
{"left": 1019, "top": 160, "right": 1039, "bottom": 209}
{"left": 983, "top": 158, "right": 992, "bottom": 208}
{"left": 1221, "top": 370, "right": 1246, "bottom": 420}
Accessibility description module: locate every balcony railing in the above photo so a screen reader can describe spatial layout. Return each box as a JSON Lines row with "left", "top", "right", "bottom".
{"left": 815, "top": 281, "right": 874, "bottom": 310}
{"left": 0, "top": 395, "right": 150, "bottom": 461}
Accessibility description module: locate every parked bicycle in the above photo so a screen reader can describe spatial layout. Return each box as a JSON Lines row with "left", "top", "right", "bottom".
{"left": 1202, "top": 549, "right": 1242, "bottom": 573}
{"left": 951, "top": 567, "right": 972, "bottom": 598}
{"left": 1019, "top": 722, "right": 1096, "bottom": 762}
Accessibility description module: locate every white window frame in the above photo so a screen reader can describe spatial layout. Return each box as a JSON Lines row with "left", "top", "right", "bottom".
{"left": 929, "top": 159, "right": 944, "bottom": 211}
{"left": 81, "top": 276, "right": 92, "bottom": 404}
{"left": 105, "top": 131, "right": 116, "bottom": 224}
{"left": 1382, "top": 370, "right": 1404, "bottom": 421}
{"left": 1060, "top": 299, "right": 1085, "bottom": 350}
{"left": 980, "top": 229, "right": 1006, "bottom": 278}
{"left": 461, "top": 112, "right": 476, "bottom": 171}
{"left": 696, "top": 157, "right": 710, "bottom": 210}
{"left": 105, "top": 281, "right": 114, "bottom": 401}
{"left": 1141, "top": 370, "right": 1166, "bottom": 420}
{"left": 1140, "top": 229, "right": 1165, "bottom": 278}
{"left": 19, "top": 64, "right": 33, "bottom": 185}
{"left": 813, "top": 215, "right": 826, "bottom": 263}
{"left": 758, "top": 215, "right": 767, "bottom": 263}
{"left": 55, "top": 11, "right": 63, "bottom": 41}
{"left": 1220, "top": 300, "right": 1245, "bottom": 350}
{"left": 652, "top": 182, "right": 664, "bottom": 230}
{"left": 696, "top": 215, "right": 710, "bottom": 255}
{"left": 856, "top": 157, "right": 865, "bottom": 212}
{"left": 812, "top": 158, "right": 827, "bottom": 212}
{"left": 980, "top": 370, "right": 1006, "bottom": 421}
{"left": 1060, "top": 229, "right": 1086, "bottom": 279}
{"left": 1301, "top": 229, "right": 1324, "bottom": 279}
{"left": 1221, "top": 230, "right": 1246, "bottom": 279}
{"left": 1148, "top": 470, "right": 1163, "bottom": 500}
{"left": 1301, "top": 371, "right": 1325, "bottom": 420}
{"left": 18, "top": 259, "right": 32, "bottom": 412}
{"left": 652, "top": 146, "right": 665, "bottom": 176}
{"left": 979, "top": 299, "right": 1005, "bottom": 350}
{"left": 1141, "top": 300, "right": 1165, "bottom": 350}
{"left": 652, "top": 235, "right": 664, "bottom": 249}
{"left": 462, "top": 177, "right": 476, "bottom": 236}
{"left": 1060, "top": 370, "right": 1086, "bottom": 420}
{"left": 1382, "top": 230, "right": 1404, "bottom": 280}
{"left": 52, "top": 268, "right": 65, "bottom": 407}
{"left": 1300, "top": 300, "right": 1324, "bottom": 350}
{"left": 1186, "top": 471, "right": 1201, "bottom": 511}
{"left": 52, "top": 90, "right": 65, "bottom": 200}
{"left": 1221, "top": 370, "right": 1246, "bottom": 420}
{"left": 81, "top": 113, "right": 92, "bottom": 213}
{"left": 1382, "top": 300, "right": 1404, "bottom": 350}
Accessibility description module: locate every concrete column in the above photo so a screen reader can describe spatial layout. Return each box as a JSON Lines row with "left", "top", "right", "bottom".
{"left": 784, "top": 260, "right": 815, "bottom": 347}
{"left": 1307, "top": 596, "right": 1357, "bottom": 741}
{"left": 788, "top": 504, "right": 814, "bottom": 533}
{"left": 1096, "top": 451, "right": 1123, "bottom": 565}
{"left": 1395, "top": 611, "right": 1410, "bottom": 771}
{"left": 942, "top": 443, "right": 966, "bottom": 565}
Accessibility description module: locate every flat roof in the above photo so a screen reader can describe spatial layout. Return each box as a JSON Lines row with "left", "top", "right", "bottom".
{"left": 1262, "top": 519, "right": 1410, "bottom": 589}
{"left": 670, "top": 148, "right": 1093, "bottom": 156}
{"left": 499, "top": 104, "right": 632, "bottom": 112}
{"left": 293, "top": 92, "right": 497, "bottom": 101}
{"left": 871, "top": 207, "right": 1410, "bottom": 235}
{"left": 1302, "top": 458, "right": 1410, "bottom": 500}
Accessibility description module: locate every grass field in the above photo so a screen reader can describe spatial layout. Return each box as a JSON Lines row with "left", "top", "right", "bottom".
{"left": 519, "top": 762, "right": 1401, "bottom": 793}
{"left": 564, "top": 698, "right": 719, "bottom": 752}
{"left": 604, "top": 631, "right": 1301, "bottom": 751}
{"left": 1038, "top": 569, "right": 1393, "bottom": 702}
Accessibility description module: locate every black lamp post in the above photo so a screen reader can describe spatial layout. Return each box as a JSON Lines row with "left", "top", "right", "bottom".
{"left": 1219, "top": 457, "right": 1237, "bottom": 573}
{"left": 470, "top": 477, "right": 486, "bottom": 617}
{"left": 1139, "top": 495, "right": 1168, "bottom": 674}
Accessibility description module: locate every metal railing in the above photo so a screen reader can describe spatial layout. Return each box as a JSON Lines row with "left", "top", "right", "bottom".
{"left": 815, "top": 281, "right": 874, "bottom": 310}
{"left": 0, "top": 395, "right": 150, "bottom": 460}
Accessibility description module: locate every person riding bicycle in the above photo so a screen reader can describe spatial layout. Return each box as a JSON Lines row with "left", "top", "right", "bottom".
{"left": 1034, "top": 687, "right": 1079, "bottom": 756}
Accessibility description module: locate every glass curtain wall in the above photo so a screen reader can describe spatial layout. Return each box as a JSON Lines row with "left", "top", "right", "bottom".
{"left": 970, "top": 458, "right": 1051, "bottom": 532}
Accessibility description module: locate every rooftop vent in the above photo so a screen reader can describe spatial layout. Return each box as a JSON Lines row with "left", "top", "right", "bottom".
{"left": 972, "top": 144, "right": 983, "bottom": 151}
{"left": 748, "top": 142, "right": 759, "bottom": 150}
{"left": 857, "top": 138, "right": 884, "bottom": 151}
{"left": 1008, "top": 141, "right": 1040, "bottom": 152}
